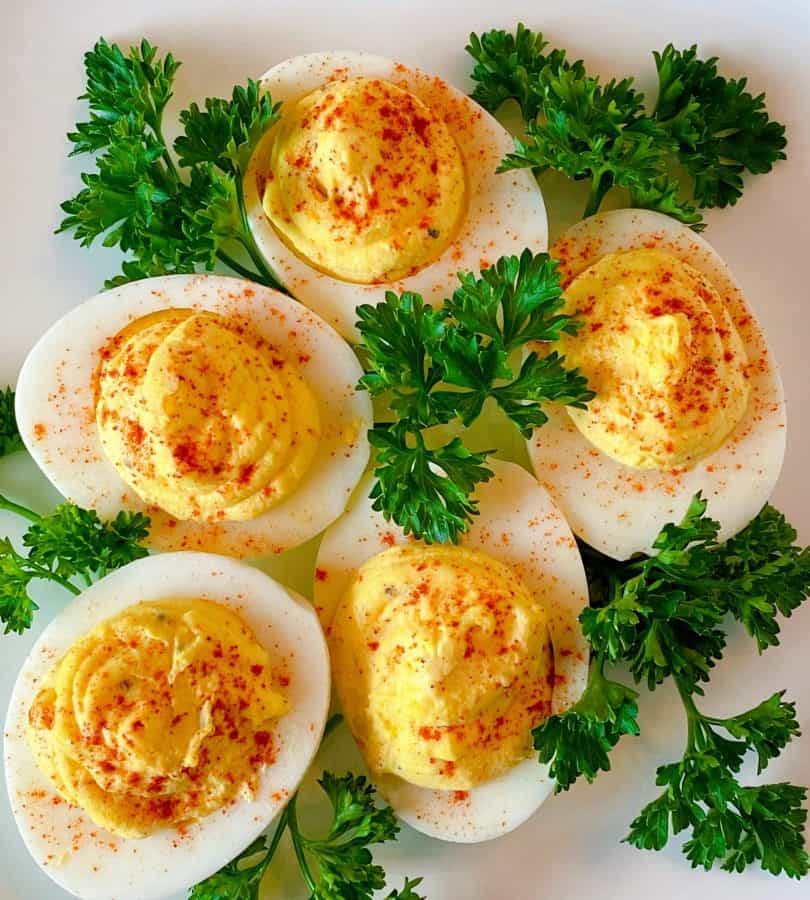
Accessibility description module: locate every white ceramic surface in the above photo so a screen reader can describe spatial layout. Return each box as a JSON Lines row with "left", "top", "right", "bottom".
{"left": 1, "top": 1, "right": 808, "bottom": 898}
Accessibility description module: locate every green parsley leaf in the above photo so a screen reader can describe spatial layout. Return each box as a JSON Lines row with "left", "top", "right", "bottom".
{"left": 188, "top": 835, "right": 270, "bottom": 900}
{"left": 626, "top": 687, "right": 807, "bottom": 878}
{"left": 356, "top": 252, "right": 591, "bottom": 543}
{"left": 533, "top": 654, "right": 640, "bottom": 791}
{"left": 316, "top": 772, "right": 396, "bottom": 839}
{"left": 60, "top": 39, "right": 285, "bottom": 291}
{"left": 67, "top": 38, "right": 179, "bottom": 156}
{"left": 431, "top": 330, "right": 511, "bottom": 426}
{"left": 578, "top": 494, "right": 800, "bottom": 692}
{"left": 498, "top": 65, "right": 701, "bottom": 225}
{"left": 178, "top": 166, "right": 245, "bottom": 274}
{"left": 467, "top": 26, "right": 784, "bottom": 221}
{"left": 446, "top": 250, "right": 579, "bottom": 351}
{"left": 59, "top": 116, "right": 195, "bottom": 287}
{"left": 489, "top": 350, "right": 593, "bottom": 437}
{"left": 630, "top": 175, "right": 705, "bottom": 229}
{"left": 0, "top": 496, "right": 150, "bottom": 633}
{"left": 465, "top": 24, "right": 578, "bottom": 120}
{"left": 553, "top": 493, "right": 810, "bottom": 876}
{"left": 385, "top": 878, "right": 427, "bottom": 900}
{"left": 356, "top": 292, "right": 447, "bottom": 427}
{"left": 0, "top": 388, "right": 23, "bottom": 457}
{"left": 24, "top": 504, "right": 150, "bottom": 581}
{"left": 173, "top": 80, "right": 286, "bottom": 292}
{"left": 716, "top": 691, "right": 801, "bottom": 773}
{"left": 175, "top": 80, "right": 282, "bottom": 175}
{"left": 713, "top": 505, "right": 810, "bottom": 651}
{"left": 288, "top": 772, "right": 418, "bottom": 900}
{"left": 368, "top": 426, "right": 494, "bottom": 545}
{"left": 0, "top": 538, "right": 41, "bottom": 634}
{"left": 58, "top": 41, "right": 198, "bottom": 287}
{"left": 652, "top": 44, "right": 787, "bottom": 208}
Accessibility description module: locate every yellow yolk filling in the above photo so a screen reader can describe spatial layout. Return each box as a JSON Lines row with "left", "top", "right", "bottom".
{"left": 330, "top": 545, "right": 553, "bottom": 791}
{"left": 96, "top": 309, "right": 320, "bottom": 521}
{"left": 262, "top": 77, "right": 467, "bottom": 283}
{"left": 557, "top": 248, "right": 750, "bottom": 469}
{"left": 27, "top": 599, "right": 289, "bottom": 838}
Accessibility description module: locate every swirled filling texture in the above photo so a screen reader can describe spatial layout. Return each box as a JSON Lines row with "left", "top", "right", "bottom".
{"left": 262, "top": 77, "right": 466, "bottom": 283}
{"left": 96, "top": 309, "right": 320, "bottom": 521}
{"left": 330, "top": 545, "right": 553, "bottom": 790}
{"left": 557, "top": 248, "right": 750, "bottom": 469}
{"left": 27, "top": 598, "right": 289, "bottom": 838}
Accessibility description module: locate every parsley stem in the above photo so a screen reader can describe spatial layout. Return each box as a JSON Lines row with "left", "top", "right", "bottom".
{"left": 162, "top": 152, "right": 179, "bottom": 182}
{"left": 151, "top": 118, "right": 179, "bottom": 183}
{"left": 215, "top": 249, "right": 264, "bottom": 282}
{"left": 287, "top": 795, "right": 318, "bottom": 893}
{"left": 27, "top": 561, "right": 82, "bottom": 596}
{"left": 0, "top": 494, "right": 41, "bottom": 524}
{"left": 234, "top": 175, "right": 288, "bottom": 294}
{"left": 259, "top": 803, "right": 292, "bottom": 878}
{"left": 584, "top": 173, "right": 612, "bottom": 218}
{"left": 586, "top": 649, "right": 608, "bottom": 690}
{"left": 255, "top": 713, "right": 342, "bottom": 890}
{"left": 674, "top": 675, "right": 700, "bottom": 749}
{"left": 323, "top": 712, "right": 344, "bottom": 739}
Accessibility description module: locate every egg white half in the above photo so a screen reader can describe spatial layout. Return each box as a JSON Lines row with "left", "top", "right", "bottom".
{"left": 4, "top": 552, "right": 330, "bottom": 900}
{"left": 14, "top": 274, "right": 372, "bottom": 557}
{"left": 528, "top": 209, "right": 786, "bottom": 560}
{"left": 314, "top": 458, "right": 589, "bottom": 842}
{"left": 245, "top": 51, "right": 548, "bottom": 341}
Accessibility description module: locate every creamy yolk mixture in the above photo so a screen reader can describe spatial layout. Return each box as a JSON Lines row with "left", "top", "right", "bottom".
{"left": 329, "top": 545, "right": 553, "bottom": 791}
{"left": 557, "top": 248, "right": 750, "bottom": 469}
{"left": 27, "top": 599, "right": 289, "bottom": 838}
{"left": 262, "top": 77, "right": 467, "bottom": 283}
{"left": 95, "top": 309, "right": 320, "bottom": 521}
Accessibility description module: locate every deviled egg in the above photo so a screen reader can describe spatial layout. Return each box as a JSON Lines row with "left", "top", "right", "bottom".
{"left": 528, "top": 209, "right": 786, "bottom": 560}
{"left": 245, "top": 52, "right": 548, "bottom": 339}
{"left": 314, "top": 459, "right": 589, "bottom": 842}
{"left": 15, "top": 275, "right": 372, "bottom": 556}
{"left": 4, "top": 551, "right": 330, "bottom": 900}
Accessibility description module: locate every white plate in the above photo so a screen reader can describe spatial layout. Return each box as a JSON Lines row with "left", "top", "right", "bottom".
{"left": 1, "top": 2, "right": 808, "bottom": 899}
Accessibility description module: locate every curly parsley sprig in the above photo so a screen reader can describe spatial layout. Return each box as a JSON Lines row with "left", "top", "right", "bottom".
{"left": 498, "top": 65, "right": 698, "bottom": 224}
{"left": 466, "top": 23, "right": 579, "bottom": 121}
{"left": 190, "top": 716, "right": 425, "bottom": 900}
{"left": 189, "top": 775, "right": 424, "bottom": 900}
{"left": 467, "top": 25, "right": 786, "bottom": 223}
{"left": 0, "top": 393, "right": 151, "bottom": 634}
{"left": 534, "top": 651, "right": 640, "bottom": 791}
{"left": 0, "top": 495, "right": 150, "bottom": 634}
{"left": 59, "top": 39, "right": 285, "bottom": 291}
{"left": 356, "top": 250, "right": 593, "bottom": 543}
{"left": 533, "top": 495, "right": 810, "bottom": 878}
{"left": 626, "top": 685, "right": 806, "bottom": 877}
{"left": 652, "top": 44, "right": 787, "bottom": 208}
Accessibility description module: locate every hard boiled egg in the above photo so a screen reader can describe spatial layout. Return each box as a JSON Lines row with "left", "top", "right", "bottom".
{"left": 528, "top": 209, "right": 786, "bottom": 560}
{"left": 314, "top": 459, "right": 589, "bottom": 842}
{"left": 4, "top": 551, "right": 330, "bottom": 900}
{"left": 15, "top": 275, "right": 372, "bottom": 557}
{"left": 245, "top": 51, "right": 548, "bottom": 340}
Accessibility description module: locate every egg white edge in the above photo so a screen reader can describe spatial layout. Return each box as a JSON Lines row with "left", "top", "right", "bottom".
{"left": 527, "top": 208, "right": 787, "bottom": 560}
{"left": 14, "top": 273, "right": 373, "bottom": 557}
{"left": 313, "top": 457, "right": 589, "bottom": 843}
{"left": 3, "top": 551, "right": 331, "bottom": 900}
{"left": 245, "top": 50, "right": 548, "bottom": 341}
